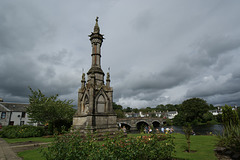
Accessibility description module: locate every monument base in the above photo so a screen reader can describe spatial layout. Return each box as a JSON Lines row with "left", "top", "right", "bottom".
{"left": 73, "top": 114, "right": 118, "bottom": 133}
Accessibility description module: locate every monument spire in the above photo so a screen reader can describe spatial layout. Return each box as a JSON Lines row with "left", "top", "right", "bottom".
{"left": 73, "top": 17, "right": 117, "bottom": 133}
{"left": 88, "top": 17, "right": 105, "bottom": 86}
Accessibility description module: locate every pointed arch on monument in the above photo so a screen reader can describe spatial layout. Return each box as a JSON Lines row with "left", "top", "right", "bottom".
{"left": 81, "top": 92, "right": 90, "bottom": 113}
{"left": 95, "top": 88, "right": 109, "bottom": 113}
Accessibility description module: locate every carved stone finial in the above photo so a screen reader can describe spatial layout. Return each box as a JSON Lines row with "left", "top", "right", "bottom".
{"left": 94, "top": 17, "right": 100, "bottom": 33}
{"left": 106, "top": 72, "right": 110, "bottom": 87}
{"left": 82, "top": 73, "right": 85, "bottom": 81}
{"left": 107, "top": 72, "right": 110, "bottom": 80}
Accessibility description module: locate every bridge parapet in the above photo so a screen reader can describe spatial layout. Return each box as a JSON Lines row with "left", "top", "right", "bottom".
{"left": 117, "top": 117, "right": 166, "bottom": 131}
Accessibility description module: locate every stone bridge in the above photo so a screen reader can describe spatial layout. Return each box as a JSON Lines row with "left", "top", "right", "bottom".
{"left": 117, "top": 117, "right": 166, "bottom": 131}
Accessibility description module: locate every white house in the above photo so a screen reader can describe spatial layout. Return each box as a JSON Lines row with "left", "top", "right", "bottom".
{"left": 209, "top": 110, "right": 222, "bottom": 116}
{"left": 166, "top": 111, "right": 178, "bottom": 119}
{"left": 0, "top": 100, "right": 37, "bottom": 126}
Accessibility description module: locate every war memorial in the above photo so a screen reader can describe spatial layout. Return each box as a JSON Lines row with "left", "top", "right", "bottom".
{"left": 72, "top": 17, "right": 118, "bottom": 133}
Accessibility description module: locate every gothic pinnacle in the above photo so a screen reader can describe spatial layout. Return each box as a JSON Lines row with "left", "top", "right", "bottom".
{"left": 94, "top": 16, "right": 100, "bottom": 33}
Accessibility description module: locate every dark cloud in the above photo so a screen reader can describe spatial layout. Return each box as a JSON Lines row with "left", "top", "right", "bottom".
{"left": 0, "top": 1, "right": 52, "bottom": 55}
{"left": 1, "top": 0, "right": 240, "bottom": 108}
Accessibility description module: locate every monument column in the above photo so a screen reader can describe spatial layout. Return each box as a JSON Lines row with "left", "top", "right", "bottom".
{"left": 73, "top": 17, "right": 117, "bottom": 133}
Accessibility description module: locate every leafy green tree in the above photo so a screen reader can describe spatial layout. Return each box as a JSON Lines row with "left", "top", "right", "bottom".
{"left": 222, "top": 105, "right": 239, "bottom": 127}
{"left": 145, "top": 107, "right": 153, "bottom": 112}
{"left": 156, "top": 104, "right": 166, "bottom": 112}
{"left": 183, "top": 123, "right": 193, "bottom": 152}
{"left": 173, "top": 113, "right": 186, "bottom": 126}
{"left": 209, "top": 104, "right": 216, "bottom": 110}
{"left": 166, "top": 104, "right": 176, "bottom": 111}
{"left": 174, "top": 104, "right": 181, "bottom": 111}
{"left": 112, "top": 102, "right": 125, "bottom": 118}
{"left": 202, "top": 112, "right": 214, "bottom": 123}
{"left": 218, "top": 105, "right": 240, "bottom": 153}
{"left": 139, "top": 108, "right": 148, "bottom": 113}
{"left": 123, "top": 107, "right": 132, "bottom": 113}
{"left": 132, "top": 108, "right": 139, "bottom": 113}
{"left": 113, "top": 102, "right": 123, "bottom": 110}
{"left": 27, "top": 88, "right": 75, "bottom": 134}
{"left": 215, "top": 114, "right": 222, "bottom": 123}
{"left": 237, "top": 107, "right": 240, "bottom": 120}
{"left": 174, "top": 98, "right": 210, "bottom": 125}
{"left": 114, "top": 109, "right": 125, "bottom": 118}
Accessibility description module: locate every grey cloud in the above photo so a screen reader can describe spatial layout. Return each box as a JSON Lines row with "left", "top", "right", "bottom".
{"left": 1, "top": 0, "right": 240, "bottom": 108}
{"left": 186, "top": 73, "right": 240, "bottom": 99}
{"left": 38, "top": 49, "right": 70, "bottom": 65}
{"left": 131, "top": 9, "right": 154, "bottom": 32}
{"left": 0, "top": 2, "right": 52, "bottom": 56}
{"left": 206, "top": 91, "right": 240, "bottom": 106}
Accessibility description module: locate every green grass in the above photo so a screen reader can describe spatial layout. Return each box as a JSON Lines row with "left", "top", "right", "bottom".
{"left": 173, "top": 133, "right": 218, "bottom": 160}
{"left": 4, "top": 137, "right": 54, "bottom": 143}
{"left": 18, "top": 148, "right": 45, "bottom": 160}
{"left": 17, "top": 133, "right": 218, "bottom": 160}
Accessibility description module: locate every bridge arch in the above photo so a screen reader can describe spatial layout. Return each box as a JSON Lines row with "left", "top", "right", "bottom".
{"left": 152, "top": 120, "right": 160, "bottom": 129}
{"left": 136, "top": 121, "right": 149, "bottom": 131}
{"left": 119, "top": 122, "right": 131, "bottom": 131}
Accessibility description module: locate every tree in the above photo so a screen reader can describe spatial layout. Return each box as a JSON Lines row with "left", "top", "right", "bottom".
{"left": 174, "top": 98, "right": 210, "bottom": 125}
{"left": 209, "top": 104, "right": 216, "bottom": 110}
{"left": 237, "top": 108, "right": 240, "bottom": 120}
{"left": 215, "top": 114, "right": 223, "bottom": 123}
{"left": 145, "top": 107, "right": 153, "bottom": 112}
{"left": 202, "top": 112, "right": 214, "bottom": 123}
{"left": 222, "top": 105, "right": 239, "bottom": 127}
{"left": 132, "top": 108, "right": 139, "bottom": 113}
{"left": 123, "top": 107, "right": 133, "bottom": 113}
{"left": 166, "top": 104, "right": 176, "bottom": 111}
{"left": 112, "top": 102, "right": 123, "bottom": 110}
{"left": 183, "top": 123, "right": 193, "bottom": 152}
{"left": 27, "top": 88, "right": 75, "bottom": 133}
{"left": 112, "top": 102, "right": 125, "bottom": 118}
{"left": 114, "top": 109, "right": 125, "bottom": 118}
{"left": 173, "top": 113, "right": 186, "bottom": 126}
{"left": 155, "top": 104, "right": 166, "bottom": 112}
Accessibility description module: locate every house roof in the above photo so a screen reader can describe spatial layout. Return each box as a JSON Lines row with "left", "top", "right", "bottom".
{"left": 0, "top": 102, "right": 29, "bottom": 112}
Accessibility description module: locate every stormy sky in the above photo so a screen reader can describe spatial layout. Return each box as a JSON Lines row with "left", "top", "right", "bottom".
{"left": 1, "top": 0, "right": 240, "bottom": 108}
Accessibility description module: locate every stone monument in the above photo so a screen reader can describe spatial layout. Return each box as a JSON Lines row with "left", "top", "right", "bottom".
{"left": 73, "top": 17, "right": 117, "bottom": 133}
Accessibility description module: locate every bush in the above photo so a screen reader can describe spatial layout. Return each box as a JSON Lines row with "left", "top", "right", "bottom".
{"left": 42, "top": 131, "right": 175, "bottom": 160}
{"left": 1, "top": 125, "right": 45, "bottom": 138}
{"left": 222, "top": 105, "right": 239, "bottom": 126}
{"left": 217, "top": 124, "right": 240, "bottom": 153}
{"left": 217, "top": 105, "right": 240, "bottom": 153}
{"left": 215, "top": 114, "right": 222, "bottom": 123}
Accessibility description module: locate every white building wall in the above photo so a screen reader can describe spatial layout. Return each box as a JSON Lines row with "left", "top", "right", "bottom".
{"left": 10, "top": 112, "right": 22, "bottom": 125}
{"left": 7, "top": 112, "right": 37, "bottom": 126}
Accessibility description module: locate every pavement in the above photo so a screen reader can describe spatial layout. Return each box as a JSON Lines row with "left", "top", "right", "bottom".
{"left": 0, "top": 138, "right": 22, "bottom": 160}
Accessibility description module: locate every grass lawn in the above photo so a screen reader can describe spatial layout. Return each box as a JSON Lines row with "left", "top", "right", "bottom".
{"left": 4, "top": 137, "right": 54, "bottom": 143}
{"left": 172, "top": 133, "right": 218, "bottom": 160}
{"left": 17, "top": 133, "right": 218, "bottom": 160}
{"left": 18, "top": 148, "right": 46, "bottom": 160}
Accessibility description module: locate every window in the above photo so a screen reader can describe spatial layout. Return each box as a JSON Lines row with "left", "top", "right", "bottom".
{"left": 9, "top": 121, "right": 14, "bottom": 125}
{"left": 20, "top": 121, "right": 24, "bottom": 126}
{"left": 1, "top": 112, "right": 6, "bottom": 119}
{"left": 22, "top": 112, "right": 26, "bottom": 118}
